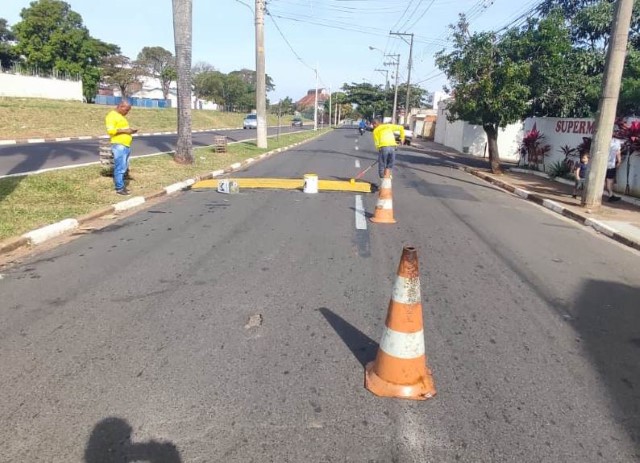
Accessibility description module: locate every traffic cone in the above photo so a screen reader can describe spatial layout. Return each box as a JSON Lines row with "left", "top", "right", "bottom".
{"left": 365, "top": 246, "right": 436, "bottom": 400}
{"left": 370, "top": 168, "right": 396, "bottom": 224}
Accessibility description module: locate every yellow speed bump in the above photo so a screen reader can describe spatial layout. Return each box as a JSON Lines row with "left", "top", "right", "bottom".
{"left": 192, "top": 178, "right": 371, "bottom": 193}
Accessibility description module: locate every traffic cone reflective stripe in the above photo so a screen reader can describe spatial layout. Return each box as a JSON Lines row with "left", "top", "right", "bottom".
{"left": 365, "top": 246, "right": 436, "bottom": 400}
{"left": 370, "top": 169, "right": 396, "bottom": 224}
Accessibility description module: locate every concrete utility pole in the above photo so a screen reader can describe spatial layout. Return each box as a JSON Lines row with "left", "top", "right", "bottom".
{"left": 329, "top": 86, "right": 332, "bottom": 128}
{"left": 390, "top": 31, "right": 414, "bottom": 125}
{"left": 314, "top": 67, "right": 319, "bottom": 131}
{"left": 255, "top": 0, "right": 267, "bottom": 148}
{"left": 375, "top": 68, "right": 389, "bottom": 90}
{"left": 583, "top": 0, "right": 633, "bottom": 209}
{"left": 384, "top": 54, "right": 401, "bottom": 124}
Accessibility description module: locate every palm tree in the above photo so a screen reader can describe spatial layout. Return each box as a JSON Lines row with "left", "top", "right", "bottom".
{"left": 172, "top": 0, "right": 193, "bottom": 164}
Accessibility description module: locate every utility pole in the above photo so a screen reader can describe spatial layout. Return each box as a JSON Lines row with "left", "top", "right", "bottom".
{"left": 390, "top": 31, "right": 414, "bottom": 125}
{"left": 329, "top": 86, "right": 332, "bottom": 128}
{"left": 375, "top": 68, "right": 389, "bottom": 90}
{"left": 384, "top": 54, "right": 400, "bottom": 124}
{"left": 583, "top": 0, "right": 633, "bottom": 209}
{"left": 314, "top": 67, "right": 318, "bottom": 131}
{"left": 255, "top": 0, "right": 267, "bottom": 148}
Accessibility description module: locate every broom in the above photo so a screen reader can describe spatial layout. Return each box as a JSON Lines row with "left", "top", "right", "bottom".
{"left": 350, "top": 160, "right": 378, "bottom": 184}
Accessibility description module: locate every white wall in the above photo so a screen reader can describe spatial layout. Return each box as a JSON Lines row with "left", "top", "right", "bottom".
{"left": 524, "top": 117, "right": 640, "bottom": 196}
{"left": 0, "top": 73, "right": 83, "bottom": 101}
{"left": 435, "top": 102, "right": 522, "bottom": 161}
{"left": 434, "top": 107, "right": 640, "bottom": 197}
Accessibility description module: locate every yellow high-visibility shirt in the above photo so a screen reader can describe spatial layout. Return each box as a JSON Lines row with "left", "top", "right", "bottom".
{"left": 373, "top": 123, "right": 404, "bottom": 149}
{"left": 105, "top": 110, "right": 133, "bottom": 147}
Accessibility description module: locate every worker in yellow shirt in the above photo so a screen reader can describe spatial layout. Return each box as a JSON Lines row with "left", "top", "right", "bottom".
{"left": 105, "top": 100, "right": 137, "bottom": 195}
{"left": 372, "top": 119, "right": 404, "bottom": 178}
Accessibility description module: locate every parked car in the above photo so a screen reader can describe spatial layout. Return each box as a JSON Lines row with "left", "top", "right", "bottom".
{"left": 243, "top": 114, "right": 257, "bottom": 129}
{"left": 291, "top": 117, "right": 303, "bottom": 127}
{"left": 394, "top": 125, "right": 413, "bottom": 146}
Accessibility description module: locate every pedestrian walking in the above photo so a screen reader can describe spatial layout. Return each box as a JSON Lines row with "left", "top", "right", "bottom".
{"left": 105, "top": 100, "right": 137, "bottom": 196}
{"left": 604, "top": 135, "right": 622, "bottom": 202}
{"left": 572, "top": 152, "right": 589, "bottom": 199}
{"left": 372, "top": 119, "right": 404, "bottom": 179}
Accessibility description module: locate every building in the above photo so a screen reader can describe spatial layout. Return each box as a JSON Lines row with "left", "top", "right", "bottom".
{"left": 296, "top": 88, "right": 329, "bottom": 110}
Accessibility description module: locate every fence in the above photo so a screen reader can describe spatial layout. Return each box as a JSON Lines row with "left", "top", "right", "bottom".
{"left": 94, "top": 95, "right": 172, "bottom": 108}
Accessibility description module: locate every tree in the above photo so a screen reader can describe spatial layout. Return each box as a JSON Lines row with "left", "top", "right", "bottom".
{"left": 436, "top": 15, "right": 530, "bottom": 173}
{"left": 228, "top": 68, "right": 275, "bottom": 92}
{"left": 172, "top": 0, "right": 193, "bottom": 164}
{"left": 137, "top": 46, "right": 176, "bottom": 100}
{"left": 539, "top": 0, "right": 640, "bottom": 116}
{"left": 12, "top": 0, "right": 119, "bottom": 102}
{"left": 341, "top": 82, "right": 389, "bottom": 119}
{"left": 271, "top": 96, "right": 295, "bottom": 115}
{"left": 100, "top": 55, "right": 143, "bottom": 97}
{"left": 0, "top": 18, "right": 18, "bottom": 69}
{"left": 502, "top": 11, "right": 591, "bottom": 117}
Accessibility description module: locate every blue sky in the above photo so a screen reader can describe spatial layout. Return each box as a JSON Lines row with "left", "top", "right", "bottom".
{"left": 3, "top": 0, "right": 537, "bottom": 102}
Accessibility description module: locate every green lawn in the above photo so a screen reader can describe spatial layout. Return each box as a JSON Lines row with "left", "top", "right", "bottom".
{"left": 0, "top": 97, "right": 294, "bottom": 139}
{"left": 0, "top": 130, "right": 328, "bottom": 241}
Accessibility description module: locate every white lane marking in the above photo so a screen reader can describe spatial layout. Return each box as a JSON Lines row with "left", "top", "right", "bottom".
{"left": 355, "top": 160, "right": 360, "bottom": 168}
{"left": 379, "top": 327, "right": 425, "bottom": 359}
{"left": 392, "top": 276, "right": 422, "bottom": 305}
{"left": 355, "top": 195, "right": 367, "bottom": 230}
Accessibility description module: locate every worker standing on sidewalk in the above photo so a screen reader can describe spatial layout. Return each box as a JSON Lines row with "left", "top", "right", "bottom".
{"left": 372, "top": 118, "right": 404, "bottom": 179}
{"left": 105, "top": 100, "right": 137, "bottom": 196}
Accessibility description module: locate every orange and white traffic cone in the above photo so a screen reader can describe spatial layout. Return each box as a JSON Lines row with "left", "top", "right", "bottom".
{"left": 370, "top": 168, "right": 396, "bottom": 224}
{"left": 365, "top": 246, "right": 436, "bottom": 400}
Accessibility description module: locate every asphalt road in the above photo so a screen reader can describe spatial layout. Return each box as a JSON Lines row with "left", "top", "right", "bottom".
{"left": 1, "top": 128, "right": 639, "bottom": 462}
{"left": 0, "top": 125, "right": 310, "bottom": 177}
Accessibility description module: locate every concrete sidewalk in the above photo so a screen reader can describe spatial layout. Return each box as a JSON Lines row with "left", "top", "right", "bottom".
{"left": 410, "top": 139, "right": 640, "bottom": 252}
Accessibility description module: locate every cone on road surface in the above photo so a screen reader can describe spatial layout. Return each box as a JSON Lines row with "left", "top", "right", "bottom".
{"left": 365, "top": 246, "right": 436, "bottom": 400}
{"left": 370, "top": 168, "right": 396, "bottom": 224}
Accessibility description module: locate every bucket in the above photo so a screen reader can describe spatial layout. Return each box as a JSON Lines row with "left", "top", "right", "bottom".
{"left": 217, "top": 179, "right": 239, "bottom": 194}
{"left": 303, "top": 173, "right": 319, "bottom": 194}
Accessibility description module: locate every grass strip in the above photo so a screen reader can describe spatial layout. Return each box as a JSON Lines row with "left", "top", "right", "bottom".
{"left": 0, "top": 130, "right": 328, "bottom": 241}
{"left": 0, "top": 97, "right": 299, "bottom": 139}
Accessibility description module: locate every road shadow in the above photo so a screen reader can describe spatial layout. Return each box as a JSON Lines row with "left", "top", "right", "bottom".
{"left": 570, "top": 279, "right": 640, "bottom": 452}
{"left": 318, "top": 307, "right": 378, "bottom": 367}
{"left": 84, "top": 417, "right": 182, "bottom": 463}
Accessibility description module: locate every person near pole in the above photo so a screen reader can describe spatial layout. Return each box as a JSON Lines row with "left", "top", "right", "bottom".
{"left": 604, "top": 134, "right": 623, "bottom": 202}
{"left": 372, "top": 118, "right": 404, "bottom": 178}
{"left": 105, "top": 100, "right": 137, "bottom": 196}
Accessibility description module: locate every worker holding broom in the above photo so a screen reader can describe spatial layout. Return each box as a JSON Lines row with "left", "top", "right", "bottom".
{"left": 372, "top": 119, "right": 404, "bottom": 179}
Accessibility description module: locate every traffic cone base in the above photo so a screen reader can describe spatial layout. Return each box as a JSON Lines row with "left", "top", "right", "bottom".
{"left": 370, "top": 171, "right": 396, "bottom": 224}
{"left": 365, "top": 358, "right": 436, "bottom": 400}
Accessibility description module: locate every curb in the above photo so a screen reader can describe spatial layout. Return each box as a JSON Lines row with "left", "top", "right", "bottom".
{"left": 461, "top": 166, "right": 640, "bottom": 252}
{"left": 0, "top": 125, "right": 296, "bottom": 146}
{"left": 0, "top": 131, "right": 326, "bottom": 256}
{"left": 509, "top": 167, "right": 640, "bottom": 208}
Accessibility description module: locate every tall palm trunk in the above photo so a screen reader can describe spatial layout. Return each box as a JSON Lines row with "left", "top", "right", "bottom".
{"left": 172, "top": 0, "right": 193, "bottom": 164}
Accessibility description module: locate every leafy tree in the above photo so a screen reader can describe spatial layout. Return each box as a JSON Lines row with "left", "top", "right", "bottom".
{"left": 503, "top": 11, "right": 592, "bottom": 117}
{"left": 12, "top": 0, "right": 119, "bottom": 102}
{"left": 193, "top": 70, "right": 226, "bottom": 103}
{"left": 100, "top": 55, "right": 144, "bottom": 97}
{"left": 341, "top": 82, "right": 389, "bottom": 120}
{"left": 436, "top": 15, "right": 530, "bottom": 173}
{"left": 172, "top": 0, "right": 193, "bottom": 164}
{"left": 228, "top": 68, "right": 275, "bottom": 93}
{"left": 539, "top": 0, "right": 640, "bottom": 116}
{"left": 0, "top": 18, "right": 18, "bottom": 69}
{"left": 271, "top": 96, "right": 295, "bottom": 115}
{"left": 137, "top": 46, "right": 176, "bottom": 100}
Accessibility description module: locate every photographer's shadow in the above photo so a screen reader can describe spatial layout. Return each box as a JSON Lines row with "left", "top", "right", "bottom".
{"left": 84, "top": 417, "right": 182, "bottom": 463}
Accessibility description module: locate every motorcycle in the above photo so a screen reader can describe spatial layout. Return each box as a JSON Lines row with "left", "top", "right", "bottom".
{"left": 359, "top": 126, "right": 365, "bottom": 136}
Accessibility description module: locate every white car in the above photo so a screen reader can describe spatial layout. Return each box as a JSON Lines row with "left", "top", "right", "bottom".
{"left": 394, "top": 126, "right": 413, "bottom": 146}
{"left": 243, "top": 114, "right": 257, "bottom": 129}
